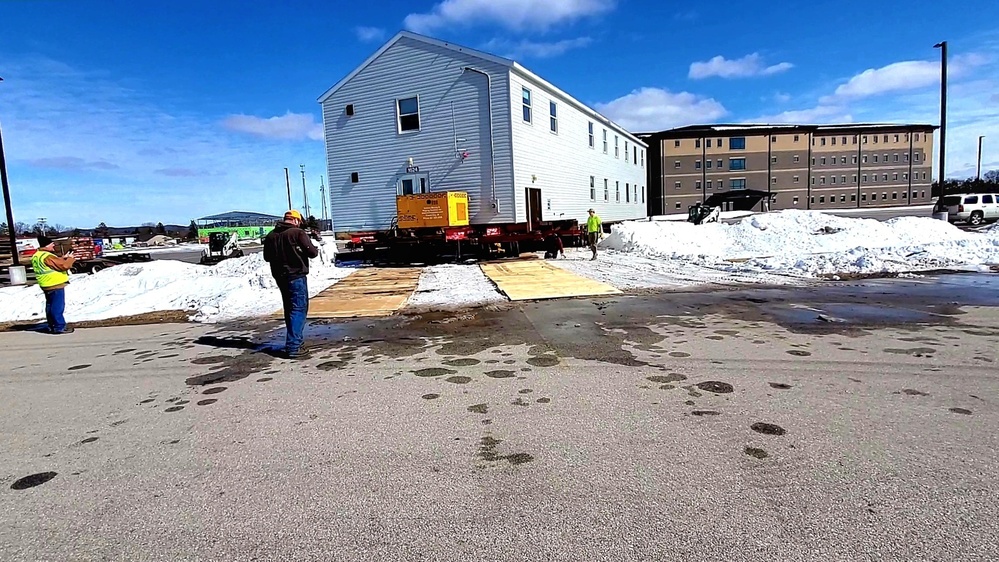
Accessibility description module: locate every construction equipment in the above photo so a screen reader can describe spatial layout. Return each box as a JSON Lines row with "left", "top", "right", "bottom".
{"left": 199, "top": 231, "right": 243, "bottom": 265}
{"left": 687, "top": 203, "right": 720, "bottom": 225}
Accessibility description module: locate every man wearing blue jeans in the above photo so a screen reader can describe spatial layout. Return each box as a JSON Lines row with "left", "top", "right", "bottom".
{"left": 263, "top": 210, "right": 319, "bottom": 358}
{"left": 31, "top": 236, "right": 78, "bottom": 334}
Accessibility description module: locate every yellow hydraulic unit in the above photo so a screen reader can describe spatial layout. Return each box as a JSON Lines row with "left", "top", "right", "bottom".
{"left": 396, "top": 191, "right": 469, "bottom": 229}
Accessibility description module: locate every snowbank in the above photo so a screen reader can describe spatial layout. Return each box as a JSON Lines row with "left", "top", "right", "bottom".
{"left": 602, "top": 210, "right": 999, "bottom": 278}
{"left": 0, "top": 242, "right": 354, "bottom": 324}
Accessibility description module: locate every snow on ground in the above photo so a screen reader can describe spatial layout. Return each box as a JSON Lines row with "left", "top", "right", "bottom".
{"left": 0, "top": 241, "right": 353, "bottom": 324}
{"left": 598, "top": 210, "right": 999, "bottom": 281}
{"left": 407, "top": 264, "right": 505, "bottom": 310}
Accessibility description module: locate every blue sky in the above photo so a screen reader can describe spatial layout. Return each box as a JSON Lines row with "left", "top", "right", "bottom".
{"left": 1, "top": 0, "right": 997, "bottom": 228}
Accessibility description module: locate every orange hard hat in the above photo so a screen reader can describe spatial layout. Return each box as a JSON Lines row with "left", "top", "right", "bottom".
{"left": 284, "top": 210, "right": 303, "bottom": 221}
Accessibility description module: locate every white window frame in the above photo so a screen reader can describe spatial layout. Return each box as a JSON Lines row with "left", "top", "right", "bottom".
{"left": 397, "top": 172, "right": 430, "bottom": 195}
{"left": 396, "top": 95, "right": 421, "bottom": 133}
{"left": 602, "top": 130, "right": 608, "bottom": 154}
{"left": 615, "top": 136, "right": 619, "bottom": 158}
{"left": 603, "top": 179, "right": 609, "bottom": 201}
{"left": 549, "top": 101, "right": 558, "bottom": 134}
{"left": 589, "top": 176, "right": 595, "bottom": 200}
{"left": 588, "top": 122, "right": 594, "bottom": 148}
{"left": 521, "top": 87, "right": 532, "bottom": 124}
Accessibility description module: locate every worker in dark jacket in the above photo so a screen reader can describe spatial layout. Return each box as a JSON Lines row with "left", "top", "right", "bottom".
{"left": 263, "top": 210, "right": 319, "bottom": 358}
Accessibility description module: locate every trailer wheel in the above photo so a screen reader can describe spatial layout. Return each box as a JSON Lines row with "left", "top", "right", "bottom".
{"left": 89, "top": 263, "right": 103, "bottom": 274}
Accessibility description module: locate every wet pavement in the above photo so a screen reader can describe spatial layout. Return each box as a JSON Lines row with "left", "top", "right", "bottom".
{"left": 1, "top": 272, "right": 998, "bottom": 561}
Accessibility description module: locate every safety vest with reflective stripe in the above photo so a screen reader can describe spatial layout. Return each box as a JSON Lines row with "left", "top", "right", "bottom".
{"left": 31, "top": 250, "right": 70, "bottom": 288}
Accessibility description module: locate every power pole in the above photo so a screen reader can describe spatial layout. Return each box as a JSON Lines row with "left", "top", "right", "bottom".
{"left": 0, "top": 76, "right": 18, "bottom": 261}
{"left": 977, "top": 135, "right": 985, "bottom": 181}
{"left": 300, "top": 164, "right": 310, "bottom": 218}
{"left": 319, "top": 176, "right": 327, "bottom": 222}
{"left": 284, "top": 168, "right": 292, "bottom": 210}
{"left": 934, "top": 41, "right": 947, "bottom": 195}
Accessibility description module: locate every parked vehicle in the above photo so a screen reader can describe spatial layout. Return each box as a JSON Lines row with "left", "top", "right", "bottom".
{"left": 935, "top": 193, "right": 999, "bottom": 225}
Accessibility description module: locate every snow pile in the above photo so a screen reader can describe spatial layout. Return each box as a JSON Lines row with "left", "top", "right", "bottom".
{"left": 0, "top": 242, "right": 354, "bottom": 324}
{"left": 407, "top": 264, "right": 505, "bottom": 310}
{"left": 603, "top": 210, "right": 999, "bottom": 277}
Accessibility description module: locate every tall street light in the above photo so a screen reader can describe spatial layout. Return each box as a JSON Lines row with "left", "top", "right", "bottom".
{"left": 0, "top": 76, "right": 20, "bottom": 262}
{"left": 933, "top": 41, "right": 947, "bottom": 196}
{"left": 977, "top": 135, "right": 985, "bottom": 180}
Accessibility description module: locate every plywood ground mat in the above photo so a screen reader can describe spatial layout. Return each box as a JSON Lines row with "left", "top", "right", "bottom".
{"left": 306, "top": 267, "right": 422, "bottom": 318}
{"left": 480, "top": 260, "right": 621, "bottom": 301}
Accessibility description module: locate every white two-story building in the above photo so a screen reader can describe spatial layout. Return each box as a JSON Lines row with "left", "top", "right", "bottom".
{"left": 319, "top": 31, "right": 647, "bottom": 233}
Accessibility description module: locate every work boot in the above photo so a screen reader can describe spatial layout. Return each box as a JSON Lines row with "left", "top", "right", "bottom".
{"left": 285, "top": 346, "right": 310, "bottom": 359}
{"left": 50, "top": 327, "right": 75, "bottom": 334}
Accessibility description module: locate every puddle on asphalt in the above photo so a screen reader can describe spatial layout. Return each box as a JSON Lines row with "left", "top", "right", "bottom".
{"left": 696, "top": 381, "right": 734, "bottom": 394}
{"left": 751, "top": 422, "right": 786, "bottom": 436}
{"left": 744, "top": 447, "right": 769, "bottom": 459}
{"left": 10, "top": 472, "right": 58, "bottom": 490}
{"left": 484, "top": 370, "right": 515, "bottom": 379}
{"left": 478, "top": 436, "right": 533, "bottom": 465}
{"left": 413, "top": 368, "right": 457, "bottom": 378}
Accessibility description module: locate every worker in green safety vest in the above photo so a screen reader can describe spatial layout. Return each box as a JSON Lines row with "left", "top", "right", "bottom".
{"left": 30, "top": 236, "right": 78, "bottom": 334}
{"left": 586, "top": 209, "right": 602, "bottom": 261}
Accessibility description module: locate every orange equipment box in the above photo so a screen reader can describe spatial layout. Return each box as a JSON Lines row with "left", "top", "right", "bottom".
{"left": 396, "top": 191, "right": 469, "bottom": 229}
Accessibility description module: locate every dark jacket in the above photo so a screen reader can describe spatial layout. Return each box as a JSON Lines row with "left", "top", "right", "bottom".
{"left": 263, "top": 221, "right": 319, "bottom": 280}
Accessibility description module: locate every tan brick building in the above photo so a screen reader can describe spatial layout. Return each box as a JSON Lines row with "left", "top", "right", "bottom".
{"left": 640, "top": 124, "right": 936, "bottom": 215}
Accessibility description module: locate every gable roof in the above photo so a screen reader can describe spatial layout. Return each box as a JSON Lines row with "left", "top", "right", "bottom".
{"left": 316, "top": 31, "right": 645, "bottom": 147}
{"left": 318, "top": 31, "right": 514, "bottom": 104}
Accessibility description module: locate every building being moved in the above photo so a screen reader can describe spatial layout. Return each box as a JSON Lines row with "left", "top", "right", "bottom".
{"left": 640, "top": 124, "right": 936, "bottom": 215}
{"left": 318, "top": 31, "right": 648, "bottom": 235}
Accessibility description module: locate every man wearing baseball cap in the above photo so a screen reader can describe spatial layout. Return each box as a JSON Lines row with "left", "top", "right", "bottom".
{"left": 30, "top": 235, "right": 78, "bottom": 334}
{"left": 263, "top": 210, "right": 319, "bottom": 358}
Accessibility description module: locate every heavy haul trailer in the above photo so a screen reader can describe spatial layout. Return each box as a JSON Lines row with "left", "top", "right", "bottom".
{"left": 346, "top": 191, "right": 584, "bottom": 263}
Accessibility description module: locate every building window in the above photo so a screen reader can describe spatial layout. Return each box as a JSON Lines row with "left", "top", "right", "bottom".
{"left": 862, "top": 174, "right": 868, "bottom": 182}
{"left": 903, "top": 173, "right": 908, "bottom": 180}
{"left": 862, "top": 193, "right": 867, "bottom": 201}
{"left": 706, "top": 180, "right": 712, "bottom": 190}
{"left": 397, "top": 96, "right": 421, "bottom": 132}
{"left": 873, "top": 155, "right": 879, "bottom": 163}
{"left": 615, "top": 181, "right": 620, "bottom": 202}
{"left": 903, "top": 192, "right": 907, "bottom": 198}
{"left": 718, "top": 159, "right": 723, "bottom": 168}
{"left": 706, "top": 139, "right": 712, "bottom": 148}
{"left": 893, "top": 173, "right": 899, "bottom": 181}
{"left": 793, "top": 175, "right": 799, "bottom": 183}
{"left": 811, "top": 177, "right": 815, "bottom": 185}
{"left": 793, "top": 196, "right": 799, "bottom": 204}
{"left": 695, "top": 180, "right": 701, "bottom": 190}
{"left": 675, "top": 181, "right": 682, "bottom": 190}
{"left": 793, "top": 155, "right": 800, "bottom": 163}
{"left": 590, "top": 176, "right": 595, "bottom": 200}
{"left": 674, "top": 160, "right": 681, "bottom": 169}
{"left": 883, "top": 173, "right": 888, "bottom": 181}
{"left": 549, "top": 101, "right": 558, "bottom": 133}
{"left": 841, "top": 175, "right": 847, "bottom": 184}
{"left": 852, "top": 155, "right": 858, "bottom": 164}
{"left": 862, "top": 155, "right": 868, "bottom": 163}
{"left": 731, "top": 178, "right": 746, "bottom": 190}
{"left": 914, "top": 153, "right": 920, "bottom": 161}
{"left": 873, "top": 135, "right": 878, "bottom": 144}
{"left": 882, "top": 192, "right": 887, "bottom": 200}
{"left": 625, "top": 182, "right": 630, "bottom": 203}
{"left": 771, "top": 135, "right": 777, "bottom": 143}
{"left": 794, "top": 135, "right": 800, "bottom": 142}
{"left": 840, "top": 194, "right": 846, "bottom": 202}
{"left": 615, "top": 136, "right": 619, "bottom": 158}
{"left": 892, "top": 192, "right": 898, "bottom": 200}
{"left": 820, "top": 176, "right": 826, "bottom": 185}
{"left": 634, "top": 148, "right": 638, "bottom": 165}
{"left": 695, "top": 160, "right": 702, "bottom": 169}
{"left": 588, "top": 122, "right": 594, "bottom": 148}
{"left": 893, "top": 154, "right": 899, "bottom": 162}
{"left": 706, "top": 160, "right": 712, "bottom": 169}
{"left": 831, "top": 176, "right": 837, "bottom": 184}
{"left": 840, "top": 156, "right": 847, "bottom": 164}
{"left": 863, "top": 135, "right": 868, "bottom": 144}
{"left": 821, "top": 157, "right": 826, "bottom": 165}
{"left": 603, "top": 130, "right": 608, "bottom": 153}
{"left": 852, "top": 174, "right": 857, "bottom": 183}
{"left": 771, "top": 156, "right": 777, "bottom": 163}
{"left": 729, "top": 158, "right": 746, "bottom": 170}
{"left": 914, "top": 134, "right": 920, "bottom": 142}
{"left": 676, "top": 202, "right": 682, "bottom": 209}
{"left": 904, "top": 153, "right": 909, "bottom": 162}
{"left": 730, "top": 137, "right": 746, "bottom": 150}
{"left": 894, "top": 134, "right": 900, "bottom": 142}
{"left": 634, "top": 184, "right": 639, "bottom": 202}
{"left": 842, "top": 136, "right": 847, "bottom": 145}
{"left": 851, "top": 194, "right": 856, "bottom": 201}
{"left": 674, "top": 140, "right": 681, "bottom": 148}
{"left": 820, "top": 196, "right": 825, "bottom": 203}
{"left": 695, "top": 138, "right": 701, "bottom": 148}
{"left": 853, "top": 135, "right": 858, "bottom": 144}
{"left": 821, "top": 137, "right": 827, "bottom": 146}
{"left": 604, "top": 179, "right": 609, "bottom": 201}
{"left": 625, "top": 141, "right": 629, "bottom": 160}
{"left": 831, "top": 137, "right": 837, "bottom": 145}
{"left": 641, "top": 150, "right": 645, "bottom": 167}
{"left": 771, "top": 177, "right": 777, "bottom": 184}
{"left": 642, "top": 186, "right": 645, "bottom": 204}
{"left": 521, "top": 88, "right": 532, "bottom": 123}
{"left": 812, "top": 157, "right": 816, "bottom": 165}
{"left": 718, "top": 180, "right": 724, "bottom": 189}
{"left": 884, "top": 135, "right": 889, "bottom": 143}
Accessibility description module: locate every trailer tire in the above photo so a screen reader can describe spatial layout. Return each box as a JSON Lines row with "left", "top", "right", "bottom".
{"left": 89, "top": 263, "right": 103, "bottom": 274}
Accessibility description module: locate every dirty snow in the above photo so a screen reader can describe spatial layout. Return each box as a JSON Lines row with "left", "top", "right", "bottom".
{"left": 0, "top": 241, "right": 353, "bottom": 324}
{"left": 407, "top": 264, "right": 506, "bottom": 310}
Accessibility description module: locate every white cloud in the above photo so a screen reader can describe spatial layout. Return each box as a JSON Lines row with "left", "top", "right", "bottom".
{"left": 594, "top": 87, "right": 727, "bottom": 132}
{"left": 354, "top": 26, "right": 386, "bottom": 43}
{"left": 404, "top": 0, "right": 614, "bottom": 33}
{"left": 482, "top": 36, "right": 592, "bottom": 59}
{"left": 689, "top": 53, "right": 793, "bottom": 79}
{"left": 26, "top": 156, "right": 119, "bottom": 171}
{"left": 221, "top": 112, "right": 324, "bottom": 141}
{"left": 772, "top": 92, "right": 792, "bottom": 104}
{"left": 747, "top": 105, "right": 853, "bottom": 125}
{"left": 821, "top": 53, "right": 988, "bottom": 103}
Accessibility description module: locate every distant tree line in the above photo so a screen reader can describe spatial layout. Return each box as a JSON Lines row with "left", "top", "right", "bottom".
{"left": 932, "top": 169, "right": 999, "bottom": 198}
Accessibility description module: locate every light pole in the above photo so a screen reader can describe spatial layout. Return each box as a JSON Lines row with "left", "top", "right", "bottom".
{"left": 977, "top": 135, "right": 985, "bottom": 181}
{"left": 0, "top": 76, "right": 19, "bottom": 261}
{"left": 933, "top": 41, "right": 947, "bottom": 196}
{"left": 299, "top": 164, "right": 310, "bottom": 218}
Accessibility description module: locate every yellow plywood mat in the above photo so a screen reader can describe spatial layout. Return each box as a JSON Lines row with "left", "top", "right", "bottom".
{"left": 480, "top": 260, "right": 621, "bottom": 301}
{"left": 306, "top": 267, "right": 422, "bottom": 318}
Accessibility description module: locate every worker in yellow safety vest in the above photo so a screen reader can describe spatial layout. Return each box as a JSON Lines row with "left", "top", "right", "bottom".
{"left": 586, "top": 209, "right": 602, "bottom": 261}
{"left": 30, "top": 236, "right": 77, "bottom": 334}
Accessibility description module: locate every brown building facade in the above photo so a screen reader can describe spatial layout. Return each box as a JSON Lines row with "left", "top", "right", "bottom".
{"left": 640, "top": 124, "right": 937, "bottom": 216}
